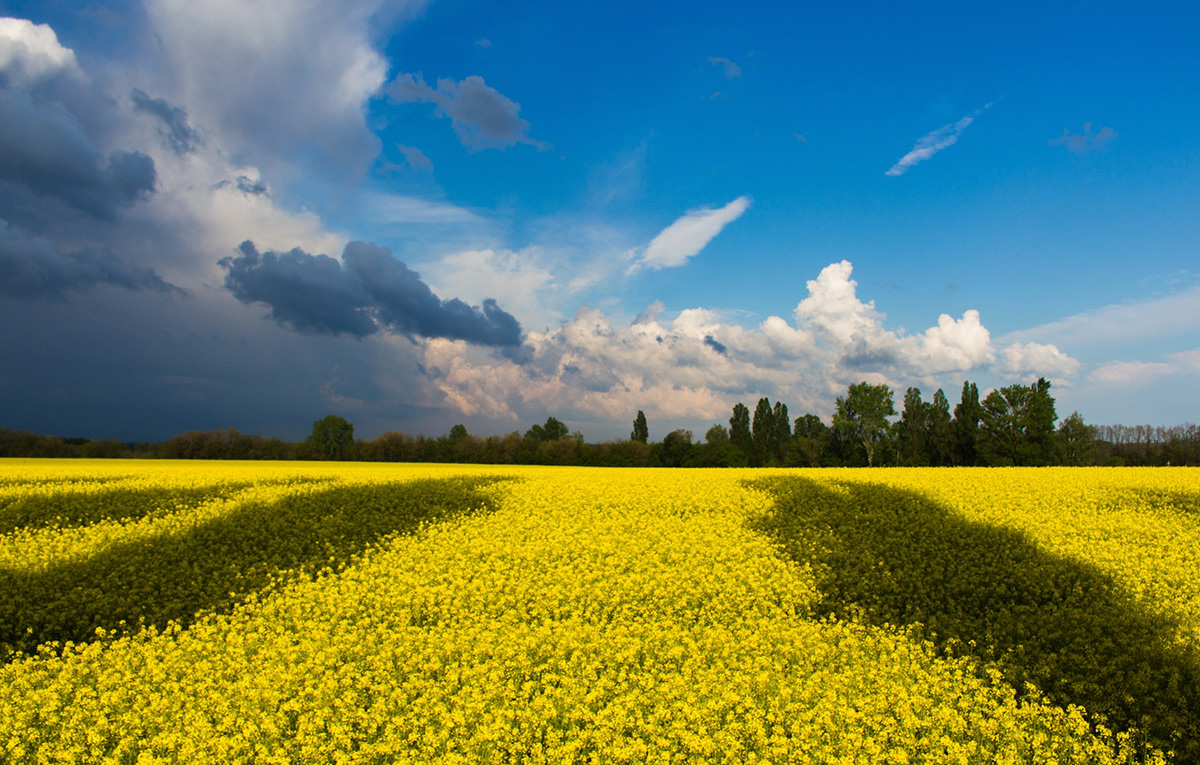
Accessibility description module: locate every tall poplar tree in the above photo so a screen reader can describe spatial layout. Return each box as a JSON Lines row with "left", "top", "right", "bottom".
{"left": 771, "top": 401, "right": 790, "bottom": 464}
{"left": 927, "top": 389, "right": 954, "bottom": 466}
{"left": 952, "top": 381, "right": 982, "bottom": 466}
{"left": 751, "top": 397, "right": 774, "bottom": 467}
{"left": 729, "top": 403, "right": 752, "bottom": 464}
{"left": 631, "top": 410, "right": 649, "bottom": 443}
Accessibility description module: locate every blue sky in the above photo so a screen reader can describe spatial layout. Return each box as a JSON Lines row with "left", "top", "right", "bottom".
{"left": 0, "top": 0, "right": 1197, "bottom": 441}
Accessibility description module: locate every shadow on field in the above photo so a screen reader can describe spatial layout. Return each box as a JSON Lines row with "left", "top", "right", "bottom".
{"left": 0, "top": 476, "right": 507, "bottom": 659}
{"left": 750, "top": 476, "right": 1200, "bottom": 764}
{"left": 0, "top": 483, "right": 258, "bottom": 534}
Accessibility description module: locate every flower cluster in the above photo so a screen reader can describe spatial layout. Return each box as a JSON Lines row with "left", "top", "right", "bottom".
{"left": 1, "top": 460, "right": 1192, "bottom": 763}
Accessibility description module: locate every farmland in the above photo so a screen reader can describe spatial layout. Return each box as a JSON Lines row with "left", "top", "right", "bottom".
{"left": 1, "top": 461, "right": 1197, "bottom": 763}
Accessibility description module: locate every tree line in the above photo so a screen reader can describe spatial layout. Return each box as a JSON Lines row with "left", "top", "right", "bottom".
{"left": 2, "top": 378, "right": 1198, "bottom": 466}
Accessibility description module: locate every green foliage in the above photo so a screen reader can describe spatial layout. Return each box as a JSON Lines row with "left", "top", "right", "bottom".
{"left": 657, "top": 429, "right": 694, "bottom": 467}
{"left": 979, "top": 377, "right": 1058, "bottom": 466}
{"left": 953, "top": 381, "right": 982, "bottom": 466}
{"left": 751, "top": 398, "right": 774, "bottom": 467}
{"left": 728, "top": 402, "right": 752, "bottom": 461}
{"left": 631, "top": 410, "right": 649, "bottom": 444}
{"left": 525, "top": 416, "right": 569, "bottom": 443}
{"left": 832, "top": 381, "right": 895, "bottom": 467}
{"left": 896, "top": 387, "right": 930, "bottom": 466}
{"left": 307, "top": 415, "right": 355, "bottom": 461}
{"left": 1059, "top": 411, "right": 1098, "bottom": 466}
{"left": 927, "top": 389, "right": 954, "bottom": 466}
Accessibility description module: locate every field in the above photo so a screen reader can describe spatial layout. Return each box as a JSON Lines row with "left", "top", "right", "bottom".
{"left": 1, "top": 461, "right": 1198, "bottom": 764}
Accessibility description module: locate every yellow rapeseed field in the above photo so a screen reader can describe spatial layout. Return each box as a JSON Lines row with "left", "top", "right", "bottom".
{"left": 0, "top": 460, "right": 1196, "bottom": 763}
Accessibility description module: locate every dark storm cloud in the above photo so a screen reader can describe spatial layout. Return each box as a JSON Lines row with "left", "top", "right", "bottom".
{"left": 219, "top": 241, "right": 377, "bottom": 337}
{"left": 221, "top": 240, "right": 524, "bottom": 347}
{"left": 131, "top": 88, "right": 202, "bottom": 155}
{"left": 0, "top": 220, "right": 179, "bottom": 299}
{"left": 0, "top": 87, "right": 155, "bottom": 219}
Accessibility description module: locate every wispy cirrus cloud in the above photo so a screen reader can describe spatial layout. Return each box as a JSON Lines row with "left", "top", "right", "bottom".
{"left": 628, "top": 196, "right": 751, "bottom": 273}
{"left": 999, "top": 284, "right": 1200, "bottom": 349}
{"left": 886, "top": 103, "right": 991, "bottom": 176}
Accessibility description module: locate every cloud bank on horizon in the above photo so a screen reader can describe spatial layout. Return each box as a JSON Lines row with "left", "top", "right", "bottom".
{"left": 0, "top": 3, "right": 1196, "bottom": 440}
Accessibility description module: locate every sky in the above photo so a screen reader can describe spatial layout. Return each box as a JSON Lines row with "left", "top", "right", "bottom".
{"left": 0, "top": 0, "right": 1197, "bottom": 443}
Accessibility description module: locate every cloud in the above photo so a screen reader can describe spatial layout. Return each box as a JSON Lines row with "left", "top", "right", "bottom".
{"left": 886, "top": 104, "right": 990, "bottom": 176}
{"left": 366, "top": 192, "right": 479, "bottom": 224}
{"left": 0, "top": 17, "right": 82, "bottom": 88}
{"left": 1050, "top": 122, "right": 1116, "bottom": 153}
{"left": 143, "top": 0, "right": 408, "bottom": 175}
{"left": 220, "top": 240, "right": 523, "bottom": 346}
{"left": 131, "top": 89, "right": 201, "bottom": 155}
{"left": 396, "top": 143, "right": 433, "bottom": 171}
{"left": 0, "top": 219, "right": 179, "bottom": 299}
{"left": 708, "top": 56, "right": 742, "bottom": 80}
{"left": 632, "top": 196, "right": 751, "bottom": 272}
{"left": 414, "top": 259, "right": 1074, "bottom": 429}
{"left": 474, "top": 38, "right": 491, "bottom": 48}
{"left": 999, "top": 284, "right": 1200, "bottom": 349}
{"left": 0, "top": 75, "right": 156, "bottom": 220}
{"left": 1089, "top": 349, "right": 1200, "bottom": 387}
{"left": 995, "top": 341, "right": 1082, "bottom": 382}
{"left": 387, "top": 72, "right": 545, "bottom": 151}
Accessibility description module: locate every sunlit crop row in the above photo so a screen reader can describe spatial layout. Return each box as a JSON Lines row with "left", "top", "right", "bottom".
{"left": 1, "top": 460, "right": 1196, "bottom": 763}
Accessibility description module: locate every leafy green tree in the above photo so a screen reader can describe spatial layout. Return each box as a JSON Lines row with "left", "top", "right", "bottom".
{"left": 952, "top": 381, "right": 982, "bottom": 466}
{"left": 699, "top": 424, "right": 742, "bottom": 467}
{"left": 927, "top": 389, "right": 954, "bottom": 466}
{"left": 1057, "top": 411, "right": 1097, "bottom": 466}
{"left": 631, "top": 410, "right": 649, "bottom": 443}
{"left": 751, "top": 397, "right": 774, "bottom": 467}
{"left": 896, "top": 387, "right": 929, "bottom": 466}
{"left": 307, "top": 415, "right": 354, "bottom": 461}
{"left": 978, "top": 378, "right": 1058, "bottom": 466}
{"left": 788, "top": 413, "right": 830, "bottom": 466}
{"left": 658, "top": 429, "right": 694, "bottom": 467}
{"left": 525, "top": 416, "right": 569, "bottom": 444}
{"left": 832, "top": 381, "right": 895, "bottom": 467}
{"left": 448, "top": 424, "right": 469, "bottom": 441}
{"left": 729, "top": 402, "right": 752, "bottom": 462}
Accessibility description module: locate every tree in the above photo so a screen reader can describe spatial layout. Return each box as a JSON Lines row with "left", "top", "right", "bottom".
{"left": 699, "top": 424, "right": 742, "bottom": 467}
{"left": 307, "top": 415, "right": 354, "bottom": 460}
{"left": 952, "top": 381, "right": 982, "bottom": 466}
{"left": 751, "top": 397, "right": 774, "bottom": 467}
{"left": 788, "top": 413, "right": 830, "bottom": 467}
{"left": 525, "top": 416, "right": 569, "bottom": 443}
{"left": 927, "top": 389, "right": 954, "bottom": 466}
{"left": 771, "top": 401, "right": 791, "bottom": 464}
{"left": 1057, "top": 411, "right": 1097, "bottom": 466}
{"left": 978, "top": 378, "right": 1058, "bottom": 466}
{"left": 658, "top": 429, "right": 694, "bottom": 467}
{"left": 896, "top": 387, "right": 929, "bottom": 466}
{"left": 631, "top": 410, "right": 649, "bottom": 443}
{"left": 729, "top": 403, "right": 752, "bottom": 463}
{"left": 448, "top": 424, "right": 469, "bottom": 441}
{"left": 832, "top": 382, "right": 895, "bottom": 467}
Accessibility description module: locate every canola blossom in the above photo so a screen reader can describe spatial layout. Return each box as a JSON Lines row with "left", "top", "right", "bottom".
{"left": 0, "top": 460, "right": 1196, "bottom": 763}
